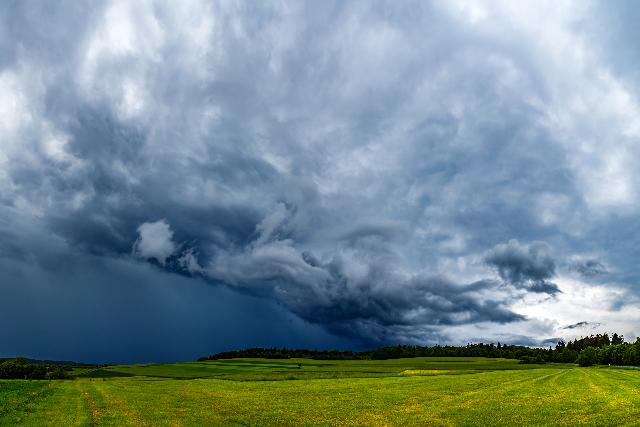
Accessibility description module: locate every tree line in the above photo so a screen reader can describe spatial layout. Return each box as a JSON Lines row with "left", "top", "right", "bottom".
{"left": 0, "top": 358, "right": 70, "bottom": 379}
{"left": 199, "top": 332, "right": 640, "bottom": 367}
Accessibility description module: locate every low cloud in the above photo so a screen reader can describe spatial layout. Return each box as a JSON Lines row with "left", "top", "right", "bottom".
{"left": 572, "top": 260, "right": 608, "bottom": 278}
{"left": 340, "top": 220, "right": 409, "bottom": 245}
{"left": 133, "top": 220, "right": 176, "bottom": 266}
{"left": 146, "top": 207, "right": 527, "bottom": 345}
{"left": 561, "top": 321, "right": 600, "bottom": 330}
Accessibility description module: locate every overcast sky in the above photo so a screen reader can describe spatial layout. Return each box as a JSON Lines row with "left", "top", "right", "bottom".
{"left": 1, "top": 0, "right": 640, "bottom": 363}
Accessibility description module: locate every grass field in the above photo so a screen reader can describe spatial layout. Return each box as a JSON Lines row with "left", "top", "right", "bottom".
{"left": 1, "top": 358, "right": 639, "bottom": 426}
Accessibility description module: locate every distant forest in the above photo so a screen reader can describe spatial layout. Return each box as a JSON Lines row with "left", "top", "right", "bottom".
{"left": 0, "top": 358, "right": 71, "bottom": 380}
{"left": 200, "top": 333, "right": 640, "bottom": 367}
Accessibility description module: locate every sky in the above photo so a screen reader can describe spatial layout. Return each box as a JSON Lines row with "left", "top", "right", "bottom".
{"left": 1, "top": 0, "right": 640, "bottom": 363}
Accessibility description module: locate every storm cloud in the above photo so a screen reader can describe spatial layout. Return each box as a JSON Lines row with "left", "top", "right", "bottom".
{"left": 2, "top": 0, "right": 640, "bottom": 360}
{"left": 484, "top": 240, "right": 560, "bottom": 295}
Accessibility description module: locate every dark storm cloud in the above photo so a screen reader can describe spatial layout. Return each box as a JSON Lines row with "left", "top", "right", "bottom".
{"left": 210, "top": 233, "right": 525, "bottom": 344}
{"left": 310, "top": 277, "right": 525, "bottom": 344}
{"left": 0, "top": 210, "right": 352, "bottom": 362}
{"left": 153, "top": 204, "right": 526, "bottom": 344}
{"left": 0, "top": 253, "right": 352, "bottom": 363}
{"left": 1, "top": 0, "right": 640, "bottom": 357}
{"left": 484, "top": 240, "right": 560, "bottom": 295}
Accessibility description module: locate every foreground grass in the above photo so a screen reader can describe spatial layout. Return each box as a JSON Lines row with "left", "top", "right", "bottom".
{"left": 2, "top": 360, "right": 640, "bottom": 426}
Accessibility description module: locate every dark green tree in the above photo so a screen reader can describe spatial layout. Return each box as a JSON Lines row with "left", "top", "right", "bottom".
{"left": 576, "top": 347, "right": 598, "bottom": 367}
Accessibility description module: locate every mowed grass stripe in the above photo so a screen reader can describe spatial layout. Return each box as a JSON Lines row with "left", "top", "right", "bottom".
{"left": 584, "top": 370, "right": 640, "bottom": 412}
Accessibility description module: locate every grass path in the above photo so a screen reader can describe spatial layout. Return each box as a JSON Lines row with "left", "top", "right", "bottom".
{"left": 0, "top": 380, "right": 89, "bottom": 426}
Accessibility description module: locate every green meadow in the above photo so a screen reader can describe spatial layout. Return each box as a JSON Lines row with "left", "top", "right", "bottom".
{"left": 2, "top": 358, "right": 640, "bottom": 426}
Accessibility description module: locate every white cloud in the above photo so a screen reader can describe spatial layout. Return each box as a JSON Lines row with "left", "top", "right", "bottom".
{"left": 513, "top": 276, "right": 640, "bottom": 341}
{"left": 133, "top": 219, "right": 176, "bottom": 265}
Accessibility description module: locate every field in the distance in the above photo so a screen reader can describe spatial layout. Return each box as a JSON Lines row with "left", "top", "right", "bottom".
{"left": 1, "top": 357, "right": 639, "bottom": 426}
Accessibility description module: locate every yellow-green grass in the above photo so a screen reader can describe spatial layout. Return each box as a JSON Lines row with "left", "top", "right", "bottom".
{"left": 2, "top": 360, "right": 640, "bottom": 426}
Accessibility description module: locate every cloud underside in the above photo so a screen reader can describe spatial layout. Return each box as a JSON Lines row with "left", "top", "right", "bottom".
{"left": 1, "top": 0, "right": 639, "bottom": 348}
{"left": 127, "top": 210, "right": 572, "bottom": 344}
